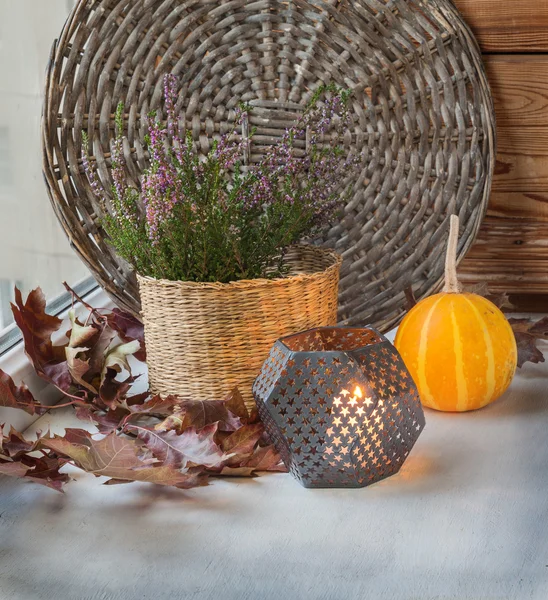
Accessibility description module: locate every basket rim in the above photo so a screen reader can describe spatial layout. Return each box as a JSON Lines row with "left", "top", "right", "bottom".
{"left": 137, "top": 245, "right": 342, "bottom": 291}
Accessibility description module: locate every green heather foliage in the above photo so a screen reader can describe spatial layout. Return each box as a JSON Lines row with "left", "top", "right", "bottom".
{"left": 83, "top": 76, "right": 360, "bottom": 283}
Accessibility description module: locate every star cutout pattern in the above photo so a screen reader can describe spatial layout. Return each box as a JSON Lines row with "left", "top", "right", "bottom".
{"left": 253, "top": 327, "right": 425, "bottom": 488}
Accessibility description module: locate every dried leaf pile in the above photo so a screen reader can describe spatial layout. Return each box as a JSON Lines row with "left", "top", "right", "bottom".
{"left": 0, "top": 287, "right": 285, "bottom": 492}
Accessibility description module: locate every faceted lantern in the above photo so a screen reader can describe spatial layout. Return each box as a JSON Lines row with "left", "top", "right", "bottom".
{"left": 253, "top": 327, "right": 425, "bottom": 488}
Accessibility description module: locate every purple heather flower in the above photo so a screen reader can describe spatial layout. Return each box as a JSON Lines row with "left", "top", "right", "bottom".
{"left": 82, "top": 140, "right": 107, "bottom": 205}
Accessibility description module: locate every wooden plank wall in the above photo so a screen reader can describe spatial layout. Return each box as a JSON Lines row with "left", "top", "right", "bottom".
{"left": 455, "top": 1, "right": 548, "bottom": 298}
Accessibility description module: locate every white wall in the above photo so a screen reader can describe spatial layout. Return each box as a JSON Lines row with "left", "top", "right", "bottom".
{"left": 0, "top": 0, "right": 89, "bottom": 328}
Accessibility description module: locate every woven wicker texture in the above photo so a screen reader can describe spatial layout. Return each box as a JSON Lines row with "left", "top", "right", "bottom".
{"left": 138, "top": 245, "right": 341, "bottom": 404}
{"left": 42, "top": 0, "right": 495, "bottom": 332}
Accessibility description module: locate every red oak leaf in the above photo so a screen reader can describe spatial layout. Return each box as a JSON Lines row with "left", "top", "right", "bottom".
{"left": 220, "top": 423, "right": 265, "bottom": 466}
{"left": 509, "top": 318, "right": 547, "bottom": 368}
{"left": 41, "top": 429, "right": 206, "bottom": 488}
{"left": 18, "top": 455, "right": 71, "bottom": 492}
{"left": 0, "top": 428, "right": 69, "bottom": 492}
{"left": 1, "top": 426, "right": 39, "bottom": 458}
{"left": 107, "top": 309, "right": 146, "bottom": 361}
{"left": 74, "top": 406, "right": 130, "bottom": 434}
{"left": 224, "top": 388, "right": 249, "bottom": 420}
{"left": 0, "top": 461, "right": 29, "bottom": 478}
{"left": 244, "top": 445, "right": 287, "bottom": 472}
{"left": 128, "top": 395, "right": 182, "bottom": 418}
{"left": 173, "top": 400, "right": 242, "bottom": 432}
{"left": 216, "top": 445, "right": 286, "bottom": 476}
{"left": 0, "top": 370, "right": 48, "bottom": 416}
{"left": 128, "top": 423, "right": 226, "bottom": 469}
{"left": 11, "top": 288, "right": 71, "bottom": 390}
{"left": 99, "top": 370, "right": 134, "bottom": 410}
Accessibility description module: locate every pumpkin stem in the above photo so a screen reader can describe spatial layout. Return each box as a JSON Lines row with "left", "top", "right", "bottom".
{"left": 443, "top": 214, "right": 462, "bottom": 294}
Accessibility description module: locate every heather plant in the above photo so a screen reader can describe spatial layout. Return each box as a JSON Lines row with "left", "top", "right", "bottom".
{"left": 83, "top": 75, "right": 361, "bottom": 283}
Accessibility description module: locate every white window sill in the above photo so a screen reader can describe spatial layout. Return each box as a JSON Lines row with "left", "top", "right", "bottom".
{"left": 0, "top": 335, "right": 547, "bottom": 599}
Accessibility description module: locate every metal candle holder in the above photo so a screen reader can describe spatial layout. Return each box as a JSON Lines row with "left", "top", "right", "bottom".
{"left": 253, "top": 327, "right": 425, "bottom": 489}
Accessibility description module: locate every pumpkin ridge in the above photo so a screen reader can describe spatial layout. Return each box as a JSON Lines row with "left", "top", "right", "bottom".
{"left": 449, "top": 299, "right": 468, "bottom": 412}
{"left": 462, "top": 294, "right": 496, "bottom": 407}
{"left": 418, "top": 295, "right": 445, "bottom": 410}
{"left": 473, "top": 294, "right": 518, "bottom": 398}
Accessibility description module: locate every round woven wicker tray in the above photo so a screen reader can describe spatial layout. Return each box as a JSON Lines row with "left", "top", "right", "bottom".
{"left": 42, "top": 0, "right": 495, "bottom": 332}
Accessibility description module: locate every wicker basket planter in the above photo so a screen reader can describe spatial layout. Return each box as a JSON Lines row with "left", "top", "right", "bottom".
{"left": 138, "top": 245, "right": 342, "bottom": 405}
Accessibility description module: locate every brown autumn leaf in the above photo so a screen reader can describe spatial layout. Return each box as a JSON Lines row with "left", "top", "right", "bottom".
{"left": 224, "top": 387, "right": 259, "bottom": 424}
{"left": 65, "top": 347, "right": 94, "bottom": 393}
{"left": 509, "top": 318, "right": 547, "bottom": 368}
{"left": 11, "top": 288, "right": 71, "bottom": 390}
{"left": 63, "top": 309, "right": 102, "bottom": 394}
{"left": 41, "top": 429, "right": 206, "bottom": 489}
{"left": 487, "top": 292, "right": 514, "bottom": 311}
{"left": 0, "top": 428, "right": 70, "bottom": 492}
{"left": 18, "top": 455, "right": 71, "bottom": 492}
{"left": 128, "top": 423, "right": 226, "bottom": 469}
{"left": 1, "top": 425, "right": 39, "bottom": 458}
{"left": 218, "top": 466, "right": 257, "bottom": 477}
{"left": 107, "top": 309, "right": 146, "bottom": 362}
{"left": 216, "top": 445, "right": 286, "bottom": 476}
{"left": 75, "top": 406, "right": 131, "bottom": 434}
{"left": 87, "top": 323, "right": 117, "bottom": 378}
{"left": 0, "top": 460, "right": 29, "bottom": 478}
{"left": 101, "top": 341, "right": 140, "bottom": 386}
{"left": 224, "top": 388, "right": 249, "bottom": 420}
{"left": 176, "top": 400, "right": 242, "bottom": 432}
{"left": 528, "top": 316, "right": 548, "bottom": 340}
{"left": 244, "top": 445, "right": 286, "bottom": 472}
{"left": 507, "top": 318, "right": 531, "bottom": 334}
{"left": 463, "top": 283, "right": 514, "bottom": 311}
{"left": 463, "top": 282, "right": 490, "bottom": 297}
{"left": 1, "top": 285, "right": 286, "bottom": 493}
{"left": 67, "top": 309, "right": 97, "bottom": 348}
{"left": 513, "top": 332, "right": 545, "bottom": 368}
{"left": 99, "top": 369, "right": 134, "bottom": 410}
{"left": 221, "top": 423, "right": 264, "bottom": 465}
{"left": 127, "top": 395, "right": 182, "bottom": 418}
{"left": 0, "top": 370, "right": 48, "bottom": 416}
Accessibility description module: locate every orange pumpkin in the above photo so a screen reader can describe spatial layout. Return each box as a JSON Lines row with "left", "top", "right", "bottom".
{"left": 395, "top": 216, "right": 517, "bottom": 412}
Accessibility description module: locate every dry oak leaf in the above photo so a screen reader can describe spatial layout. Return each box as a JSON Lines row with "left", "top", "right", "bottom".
{"left": 11, "top": 288, "right": 71, "bottom": 390}
{"left": 0, "top": 425, "right": 40, "bottom": 458}
{"left": 218, "top": 445, "right": 286, "bottom": 477}
{"left": 64, "top": 309, "right": 99, "bottom": 394}
{"left": 243, "top": 445, "right": 287, "bottom": 472}
{"left": 220, "top": 423, "right": 265, "bottom": 467}
{"left": 42, "top": 429, "right": 206, "bottom": 489}
{"left": 0, "top": 369, "right": 48, "bottom": 416}
{"left": 107, "top": 309, "right": 146, "bottom": 362}
{"left": 75, "top": 406, "right": 131, "bottom": 435}
{"left": 128, "top": 423, "right": 228, "bottom": 469}
{"left": 514, "top": 333, "right": 545, "bottom": 368}
{"left": 528, "top": 316, "right": 548, "bottom": 340}
{"left": 156, "top": 399, "right": 242, "bottom": 433}
{"left": 99, "top": 371, "right": 134, "bottom": 410}
{"left": 0, "top": 428, "right": 70, "bottom": 492}
{"left": 127, "top": 395, "right": 183, "bottom": 418}
{"left": 224, "top": 387, "right": 258, "bottom": 423}
{"left": 0, "top": 461, "right": 29, "bottom": 478}
{"left": 509, "top": 318, "right": 547, "bottom": 368}
{"left": 17, "top": 455, "right": 71, "bottom": 492}
{"left": 101, "top": 340, "right": 141, "bottom": 386}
